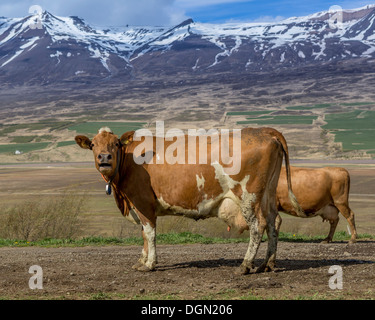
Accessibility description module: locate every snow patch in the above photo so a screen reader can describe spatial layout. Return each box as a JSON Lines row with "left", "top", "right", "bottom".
{"left": 50, "top": 50, "right": 63, "bottom": 64}
{"left": 0, "top": 36, "right": 39, "bottom": 67}
{"left": 280, "top": 52, "right": 285, "bottom": 62}
{"left": 192, "top": 58, "right": 200, "bottom": 70}
{"left": 88, "top": 45, "right": 110, "bottom": 72}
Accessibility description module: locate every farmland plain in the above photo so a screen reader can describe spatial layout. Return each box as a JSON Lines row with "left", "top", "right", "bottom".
{"left": 1, "top": 100, "right": 375, "bottom": 163}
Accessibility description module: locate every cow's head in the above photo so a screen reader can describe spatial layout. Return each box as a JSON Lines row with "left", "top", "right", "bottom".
{"left": 75, "top": 127, "right": 134, "bottom": 179}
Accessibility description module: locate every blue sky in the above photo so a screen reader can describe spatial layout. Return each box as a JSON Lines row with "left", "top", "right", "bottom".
{"left": 182, "top": 0, "right": 373, "bottom": 23}
{"left": 0, "top": 0, "right": 373, "bottom": 25}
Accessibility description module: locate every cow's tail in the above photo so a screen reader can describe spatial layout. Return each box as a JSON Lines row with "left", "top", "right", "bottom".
{"left": 271, "top": 130, "right": 306, "bottom": 218}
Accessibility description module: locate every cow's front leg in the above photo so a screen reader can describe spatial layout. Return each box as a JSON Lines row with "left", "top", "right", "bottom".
{"left": 136, "top": 223, "right": 157, "bottom": 272}
{"left": 132, "top": 228, "right": 149, "bottom": 270}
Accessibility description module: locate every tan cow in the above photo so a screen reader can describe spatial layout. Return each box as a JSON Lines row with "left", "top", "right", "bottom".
{"left": 276, "top": 166, "right": 357, "bottom": 243}
{"left": 75, "top": 126, "right": 303, "bottom": 274}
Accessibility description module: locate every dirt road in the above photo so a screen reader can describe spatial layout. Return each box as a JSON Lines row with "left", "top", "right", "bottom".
{"left": 0, "top": 240, "right": 374, "bottom": 300}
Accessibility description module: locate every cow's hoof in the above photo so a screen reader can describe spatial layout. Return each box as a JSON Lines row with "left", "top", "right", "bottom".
{"left": 348, "top": 239, "right": 357, "bottom": 244}
{"left": 236, "top": 261, "right": 255, "bottom": 275}
{"left": 320, "top": 238, "right": 331, "bottom": 244}
{"left": 136, "top": 265, "right": 154, "bottom": 272}
{"left": 132, "top": 261, "right": 144, "bottom": 270}
{"left": 256, "top": 264, "right": 274, "bottom": 273}
{"left": 235, "top": 265, "right": 250, "bottom": 275}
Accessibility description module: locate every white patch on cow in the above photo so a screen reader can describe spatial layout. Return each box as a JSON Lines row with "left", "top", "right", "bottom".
{"left": 243, "top": 215, "right": 260, "bottom": 264}
{"left": 240, "top": 176, "right": 251, "bottom": 198}
{"left": 140, "top": 248, "right": 147, "bottom": 264}
{"left": 157, "top": 196, "right": 200, "bottom": 217}
{"left": 240, "top": 192, "right": 257, "bottom": 223}
{"left": 124, "top": 208, "right": 141, "bottom": 225}
{"left": 211, "top": 161, "right": 251, "bottom": 201}
{"left": 211, "top": 161, "right": 257, "bottom": 233}
{"left": 197, "top": 194, "right": 221, "bottom": 216}
{"left": 196, "top": 174, "right": 205, "bottom": 191}
{"left": 156, "top": 153, "right": 160, "bottom": 162}
{"left": 157, "top": 193, "right": 231, "bottom": 219}
{"left": 211, "top": 161, "right": 238, "bottom": 189}
{"left": 98, "top": 127, "right": 113, "bottom": 134}
{"left": 143, "top": 223, "right": 157, "bottom": 269}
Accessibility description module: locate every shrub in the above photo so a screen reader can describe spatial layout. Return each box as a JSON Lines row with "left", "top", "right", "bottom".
{"left": 0, "top": 192, "right": 85, "bottom": 241}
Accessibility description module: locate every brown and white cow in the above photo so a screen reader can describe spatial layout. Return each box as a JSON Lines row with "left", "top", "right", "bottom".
{"left": 75, "top": 126, "right": 303, "bottom": 274}
{"left": 276, "top": 166, "right": 357, "bottom": 243}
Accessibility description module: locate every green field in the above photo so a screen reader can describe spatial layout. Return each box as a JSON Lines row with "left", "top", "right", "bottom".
{"left": 0, "top": 142, "right": 50, "bottom": 154}
{"left": 56, "top": 141, "right": 76, "bottom": 148}
{"left": 228, "top": 103, "right": 375, "bottom": 156}
{"left": 68, "top": 121, "right": 147, "bottom": 136}
{"left": 226, "top": 111, "right": 274, "bottom": 116}
{"left": 322, "top": 110, "right": 375, "bottom": 130}
{"left": 322, "top": 110, "right": 375, "bottom": 153}
{"left": 0, "top": 121, "right": 74, "bottom": 137}
{"left": 341, "top": 102, "right": 375, "bottom": 106}
{"left": 0, "top": 121, "right": 147, "bottom": 155}
{"left": 329, "top": 130, "right": 375, "bottom": 152}
{"left": 286, "top": 104, "right": 332, "bottom": 110}
{"left": 237, "top": 115, "right": 317, "bottom": 125}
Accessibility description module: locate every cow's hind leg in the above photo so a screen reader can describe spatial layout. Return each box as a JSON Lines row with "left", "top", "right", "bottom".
{"left": 257, "top": 211, "right": 278, "bottom": 273}
{"left": 257, "top": 148, "right": 282, "bottom": 273}
{"left": 334, "top": 203, "right": 358, "bottom": 244}
{"left": 257, "top": 182, "right": 280, "bottom": 273}
{"left": 238, "top": 200, "right": 266, "bottom": 275}
{"left": 275, "top": 213, "right": 282, "bottom": 235}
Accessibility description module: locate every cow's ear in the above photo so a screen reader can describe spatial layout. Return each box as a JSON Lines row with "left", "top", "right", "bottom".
{"left": 120, "top": 131, "right": 135, "bottom": 145}
{"left": 75, "top": 135, "right": 92, "bottom": 150}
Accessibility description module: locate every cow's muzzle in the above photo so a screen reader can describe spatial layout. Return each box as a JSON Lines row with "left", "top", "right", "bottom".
{"left": 98, "top": 153, "right": 113, "bottom": 171}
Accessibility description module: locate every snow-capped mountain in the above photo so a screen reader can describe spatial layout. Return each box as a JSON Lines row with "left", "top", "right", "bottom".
{"left": 1, "top": 5, "right": 375, "bottom": 84}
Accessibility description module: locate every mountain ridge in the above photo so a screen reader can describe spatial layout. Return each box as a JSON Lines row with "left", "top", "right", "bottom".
{"left": 1, "top": 5, "right": 375, "bottom": 84}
